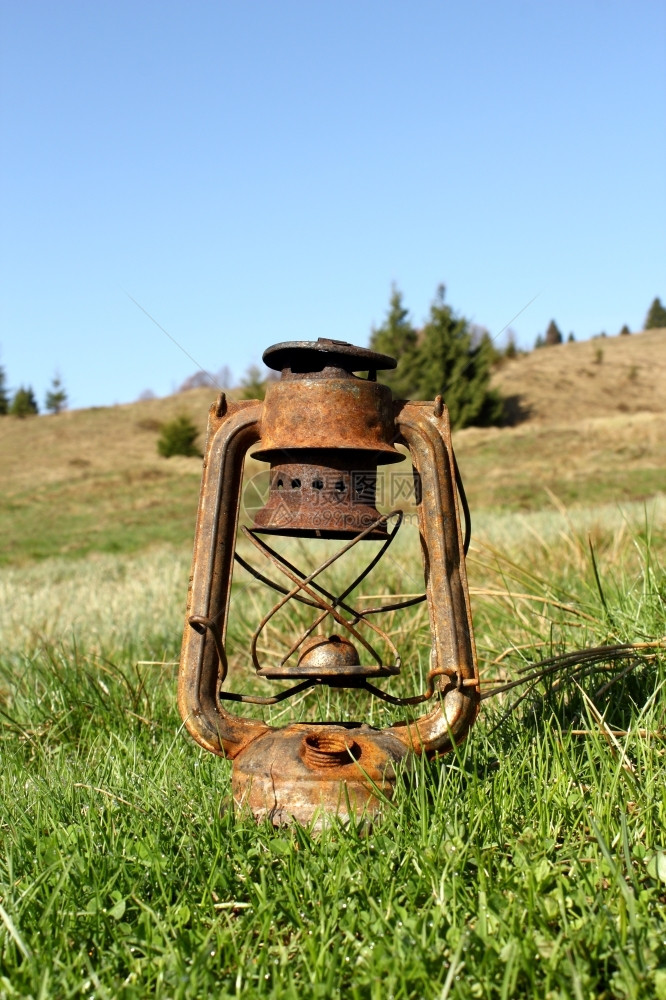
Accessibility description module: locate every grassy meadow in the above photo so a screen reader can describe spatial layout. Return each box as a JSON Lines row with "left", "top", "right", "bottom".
{"left": 1, "top": 346, "right": 665, "bottom": 997}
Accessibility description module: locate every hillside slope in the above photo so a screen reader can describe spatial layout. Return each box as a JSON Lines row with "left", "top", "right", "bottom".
{"left": 1, "top": 332, "right": 664, "bottom": 564}
{"left": 0, "top": 388, "right": 216, "bottom": 563}
{"left": 492, "top": 327, "right": 666, "bottom": 423}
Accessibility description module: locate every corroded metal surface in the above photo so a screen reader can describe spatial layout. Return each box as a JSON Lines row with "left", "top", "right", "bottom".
{"left": 252, "top": 451, "right": 388, "bottom": 540}
{"left": 251, "top": 341, "right": 403, "bottom": 540}
{"left": 177, "top": 341, "right": 480, "bottom": 826}
{"left": 177, "top": 396, "right": 270, "bottom": 759}
{"left": 252, "top": 377, "right": 404, "bottom": 464}
{"left": 256, "top": 634, "right": 400, "bottom": 680}
{"left": 387, "top": 399, "right": 479, "bottom": 756}
{"left": 243, "top": 516, "right": 403, "bottom": 681}
{"left": 232, "top": 723, "right": 410, "bottom": 830}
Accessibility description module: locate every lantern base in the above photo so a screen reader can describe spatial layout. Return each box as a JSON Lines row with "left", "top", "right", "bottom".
{"left": 231, "top": 723, "right": 411, "bottom": 830}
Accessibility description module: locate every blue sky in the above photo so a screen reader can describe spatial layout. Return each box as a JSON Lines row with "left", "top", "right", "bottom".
{"left": 1, "top": 0, "right": 664, "bottom": 410}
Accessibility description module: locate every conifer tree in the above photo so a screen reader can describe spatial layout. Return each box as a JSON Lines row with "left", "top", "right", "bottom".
{"left": 0, "top": 367, "right": 8, "bottom": 415}
{"left": 157, "top": 414, "right": 201, "bottom": 458}
{"left": 544, "top": 320, "right": 563, "bottom": 346}
{"left": 9, "top": 386, "right": 38, "bottom": 417}
{"left": 45, "top": 374, "right": 68, "bottom": 414}
{"left": 369, "top": 285, "right": 418, "bottom": 397}
{"left": 239, "top": 364, "right": 269, "bottom": 400}
{"left": 645, "top": 297, "right": 666, "bottom": 329}
{"left": 406, "top": 285, "right": 504, "bottom": 429}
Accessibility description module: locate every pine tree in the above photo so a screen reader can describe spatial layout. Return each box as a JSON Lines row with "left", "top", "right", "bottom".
{"left": 0, "top": 367, "right": 9, "bottom": 415}
{"left": 157, "top": 415, "right": 201, "bottom": 458}
{"left": 45, "top": 374, "right": 68, "bottom": 414}
{"left": 618, "top": 324, "right": 631, "bottom": 337}
{"left": 544, "top": 320, "right": 563, "bottom": 346}
{"left": 645, "top": 297, "right": 666, "bottom": 330}
{"left": 369, "top": 285, "right": 418, "bottom": 397}
{"left": 406, "top": 285, "right": 504, "bottom": 429}
{"left": 239, "top": 364, "right": 269, "bottom": 400}
{"left": 9, "top": 386, "right": 38, "bottom": 417}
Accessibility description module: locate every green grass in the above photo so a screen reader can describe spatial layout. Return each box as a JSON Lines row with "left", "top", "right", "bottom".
{"left": 0, "top": 469, "right": 202, "bottom": 565}
{"left": 465, "top": 464, "right": 666, "bottom": 513}
{"left": 455, "top": 417, "right": 666, "bottom": 516}
{"left": 1, "top": 504, "right": 665, "bottom": 998}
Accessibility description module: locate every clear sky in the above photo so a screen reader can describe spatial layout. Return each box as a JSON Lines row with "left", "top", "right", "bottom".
{"left": 1, "top": 0, "right": 664, "bottom": 410}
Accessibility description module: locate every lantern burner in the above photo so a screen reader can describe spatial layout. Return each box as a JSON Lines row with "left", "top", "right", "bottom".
{"left": 250, "top": 339, "right": 404, "bottom": 540}
{"left": 252, "top": 449, "right": 387, "bottom": 540}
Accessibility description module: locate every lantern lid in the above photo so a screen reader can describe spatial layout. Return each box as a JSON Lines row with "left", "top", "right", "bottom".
{"left": 263, "top": 338, "right": 397, "bottom": 375}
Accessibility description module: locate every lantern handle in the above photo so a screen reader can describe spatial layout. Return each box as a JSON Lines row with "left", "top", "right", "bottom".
{"left": 452, "top": 448, "right": 472, "bottom": 556}
{"left": 188, "top": 615, "right": 228, "bottom": 686}
{"left": 178, "top": 399, "right": 271, "bottom": 759}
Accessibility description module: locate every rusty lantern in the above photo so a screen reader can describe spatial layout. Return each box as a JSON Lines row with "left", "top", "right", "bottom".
{"left": 178, "top": 338, "right": 479, "bottom": 827}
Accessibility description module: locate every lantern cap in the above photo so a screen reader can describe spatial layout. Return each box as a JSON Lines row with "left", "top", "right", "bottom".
{"left": 263, "top": 338, "right": 397, "bottom": 375}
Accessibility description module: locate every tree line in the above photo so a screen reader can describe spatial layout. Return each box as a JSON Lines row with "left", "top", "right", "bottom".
{"left": 6, "top": 294, "right": 663, "bottom": 429}
{"left": 172, "top": 283, "right": 507, "bottom": 431}
{"left": 367, "top": 288, "right": 664, "bottom": 429}
{"left": 0, "top": 370, "right": 67, "bottom": 417}
{"left": 172, "top": 289, "right": 665, "bottom": 441}
{"left": 533, "top": 297, "right": 666, "bottom": 349}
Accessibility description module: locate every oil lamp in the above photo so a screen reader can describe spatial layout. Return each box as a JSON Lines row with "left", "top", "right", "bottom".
{"left": 178, "top": 338, "right": 479, "bottom": 827}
